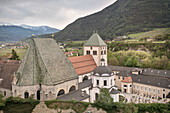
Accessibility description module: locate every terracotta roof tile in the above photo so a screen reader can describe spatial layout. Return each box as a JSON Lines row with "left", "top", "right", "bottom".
{"left": 68, "top": 55, "right": 97, "bottom": 75}
{"left": 121, "top": 76, "right": 132, "bottom": 83}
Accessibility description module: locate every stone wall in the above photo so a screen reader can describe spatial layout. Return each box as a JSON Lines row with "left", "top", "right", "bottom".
{"left": 12, "top": 79, "right": 78, "bottom": 100}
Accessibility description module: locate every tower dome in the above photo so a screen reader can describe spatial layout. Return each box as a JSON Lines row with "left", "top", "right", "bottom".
{"left": 93, "top": 66, "right": 113, "bottom": 76}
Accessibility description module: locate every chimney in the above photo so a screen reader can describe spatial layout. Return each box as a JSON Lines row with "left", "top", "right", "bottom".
{"left": 81, "top": 92, "right": 84, "bottom": 97}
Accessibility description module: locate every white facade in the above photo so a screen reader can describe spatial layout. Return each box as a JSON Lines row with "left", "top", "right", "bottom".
{"left": 90, "top": 73, "right": 119, "bottom": 103}
{"left": 111, "top": 94, "right": 119, "bottom": 102}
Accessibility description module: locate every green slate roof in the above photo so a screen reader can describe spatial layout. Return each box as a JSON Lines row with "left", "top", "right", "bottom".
{"left": 84, "top": 33, "right": 107, "bottom": 46}
{"left": 15, "top": 38, "right": 78, "bottom": 86}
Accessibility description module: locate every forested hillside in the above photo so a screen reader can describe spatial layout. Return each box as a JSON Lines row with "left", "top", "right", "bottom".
{"left": 39, "top": 0, "right": 170, "bottom": 41}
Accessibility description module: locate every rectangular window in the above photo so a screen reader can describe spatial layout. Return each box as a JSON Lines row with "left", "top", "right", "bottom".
{"left": 93, "top": 51, "right": 97, "bottom": 55}
{"left": 137, "top": 86, "right": 139, "bottom": 90}
{"left": 158, "top": 90, "right": 160, "bottom": 94}
{"left": 4, "top": 91, "right": 6, "bottom": 96}
{"left": 111, "top": 79, "right": 112, "bottom": 85}
{"left": 104, "top": 80, "right": 107, "bottom": 86}
{"left": 149, "top": 88, "right": 151, "bottom": 92}
{"left": 104, "top": 50, "right": 106, "bottom": 54}
{"left": 153, "top": 89, "right": 155, "bottom": 93}
{"left": 145, "top": 87, "right": 147, "bottom": 92}
{"left": 101, "top": 51, "right": 103, "bottom": 55}
{"left": 133, "top": 85, "right": 135, "bottom": 88}
{"left": 141, "top": 86, "right": 143, "bottom": 91}
{"left": 97, "top": 80, "right": 99, "bottom": 85}
{"left": 86, "top": 51, "right": 90, "bottom": 55}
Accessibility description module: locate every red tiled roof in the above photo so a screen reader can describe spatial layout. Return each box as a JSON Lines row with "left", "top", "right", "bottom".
{"left": 121, "top": 76, "right": 133, "bottom": 83}
{"left": 68, "top": 55, "right": 97, "bottom": 75}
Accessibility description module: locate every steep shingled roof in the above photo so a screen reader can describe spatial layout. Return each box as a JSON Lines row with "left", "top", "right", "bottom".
{"left": 131, "top": 74, "right": 170, "bottom": 89}
{"left": 68, "top": 55, "right": 97, "bottom": 75}
{"left": 0, "top": 60, "right": 20, "bottom": 90}
{"left": 15, "top": 38, "right": 78, "bottom": 86}
{"left": 84, "top": 33, "right": 106, "bottom": 46}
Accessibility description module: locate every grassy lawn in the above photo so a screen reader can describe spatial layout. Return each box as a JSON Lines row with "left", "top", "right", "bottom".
{"left": 72, "top": 40, "right": 86, "bottom": 44}
{"left": 3, "top": 104, "right": 35, "bottom": 113}
{"left": 0, "top": 48, "right": 27, "bottom": 59}
{"left": 127, "top": 28, "right": 170, "bottom": 40}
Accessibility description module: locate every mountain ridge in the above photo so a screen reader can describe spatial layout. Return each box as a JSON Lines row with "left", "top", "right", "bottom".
{"left": 39, "top": 0, "right": 170, "bottom": 41}
{"left": 0, "top": 23, "right": 60, "bottom": 41}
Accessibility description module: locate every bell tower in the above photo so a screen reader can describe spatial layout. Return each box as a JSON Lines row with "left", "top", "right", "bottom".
{"left": 83, "top": 32, "right": 107, "bottom": 66}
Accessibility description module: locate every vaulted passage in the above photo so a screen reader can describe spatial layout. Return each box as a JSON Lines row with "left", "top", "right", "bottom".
{"left": 57, "top": 89, "right": 65, "bottom": 97}
{"left": 83, "top": 76, "right": 88, "bottom": 81}
{"left": 69, "top": 86, "right": 76, "bottom": 92}
{"left": 24, "top": 92, "right": 29, "bottom": 98}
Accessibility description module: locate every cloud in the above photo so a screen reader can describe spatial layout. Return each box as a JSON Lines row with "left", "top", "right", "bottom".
{"left": 0, "top": 0, "right": 116, "bottom": 29}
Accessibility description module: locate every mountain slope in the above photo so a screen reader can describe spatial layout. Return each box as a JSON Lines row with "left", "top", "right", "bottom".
{"left": 41, "top": 0, "right": 170, "bottom": 41}
{"left": 0, "top": 24, "right": 60, "bottom": 41}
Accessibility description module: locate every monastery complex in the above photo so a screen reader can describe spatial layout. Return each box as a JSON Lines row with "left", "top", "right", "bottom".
{"left": 0, "top": 33, "right": 170, "bottom": 103}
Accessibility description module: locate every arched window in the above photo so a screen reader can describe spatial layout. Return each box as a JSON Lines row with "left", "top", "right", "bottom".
{"left": 95, "top": 93, "right": 98, "bottom": 100}
{"left": 14, "top": 90, "right": 17, "bottom": 96}
{"left": 49, "top": 91, "right": 52, "bottom": 100}
{"left": 24, "top": 92, "right": 29, "bottom": 98}
{"left": 101, "top": 58, "right": 105, "bottom": 61}
{"left": 69, "top": 86, "right": 76, "bottom": 92}
{"left": 4, "top": 91, "right": 6, "bottom": 96}
{"left": 83, "top": 76, "right": 88, "bottom": 81}
{"left": 124, "top": 85, "right": 127, "bottom": 87}
{"left": 57, "top": 89, "right": 65, "bottom": 97}
{"left": 37, "top": 90, "right": 40, "bottom": 100}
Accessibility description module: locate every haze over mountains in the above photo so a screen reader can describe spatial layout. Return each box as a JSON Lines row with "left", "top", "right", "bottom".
{"left": 39, "top": 0, "right": 170, "bottom": 41}
{"left": 0, "top": 22, "right": 60, "bottom": 41}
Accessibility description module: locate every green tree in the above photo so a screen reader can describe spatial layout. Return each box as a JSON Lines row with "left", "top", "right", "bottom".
{"left": 0, "top": 94, "right": 5, "bottom": 110}
{"left": 109, "top": 57, "right": 120, "bottom": 66}
{"left": 95, "top": 88, "right": 113, "bottom": 105}
{"left": 10, "top": 49, "right": 19, "bottom": 60}
{"left": 125, "top": 56, "right": 138, "bottom": 67}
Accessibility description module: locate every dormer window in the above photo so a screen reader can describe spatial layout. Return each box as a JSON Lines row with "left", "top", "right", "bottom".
{"left": 91, "top": 47, "right": 92, "bottom": 50}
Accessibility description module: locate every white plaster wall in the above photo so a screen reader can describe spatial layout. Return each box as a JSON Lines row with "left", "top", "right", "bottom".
{"left": 111, "top": 94, "right": 119, "bottom": 102}
{"left": 92, "top": 76, "right": 115, "bottom": 88}
{"left": 90, "top": 87, "right": 100, "bottom": 103}
{"left": 78, "top": 73, "right": 91, "bottom": 83}
{"left": 81, "top": 87, "right": 90, "bottom": 95}
{"left": 0, "top": 88, "right": 12, "bottom": 98}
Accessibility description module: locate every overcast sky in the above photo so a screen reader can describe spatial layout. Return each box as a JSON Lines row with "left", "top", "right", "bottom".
{"left": 0, "top": 0, "right": 116, "bottom": 29}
